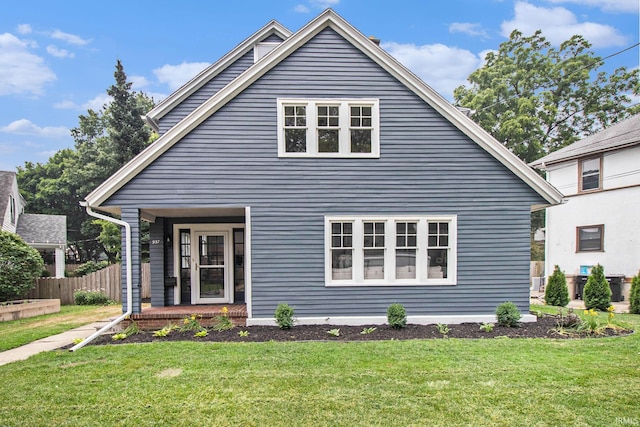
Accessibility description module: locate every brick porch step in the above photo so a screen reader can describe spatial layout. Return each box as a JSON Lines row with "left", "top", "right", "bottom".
{"left": 125, "top": 304, "right": 247, "bottom": 329}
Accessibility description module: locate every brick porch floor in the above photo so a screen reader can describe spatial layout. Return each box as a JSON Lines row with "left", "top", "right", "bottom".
{"left": 127, "top": 304, "right": 247, "bottom": 329}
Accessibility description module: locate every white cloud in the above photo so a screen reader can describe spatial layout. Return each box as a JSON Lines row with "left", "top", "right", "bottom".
{"left": 294, "top": 4, "right": 310, "bottom": 13}
{"left": 501, "top": 2, "right": 627, "bottom": 48}
{"left": 310, "top": 0, "right": 340, "bottom": 7}
{"left": 46, "top": 44, "right": 74, "bottom": 58}
{"left": 81, "top": 93, "right": 112, "bottom": 111}
{"left": 0, "top": 33, "right": 56, "bottom": 96}
{"left": 153, "top": 62, "right": 210, "bottom": 91}
{"left": 449, "top": 22, "right": 489, "bottom": 38}
{"left": 546, "top": 0, "right": 639, "bottom": 13}
{"left": 17, "top": 24, "right": 32, "bottom": 35}
{"left": 130, "top": 75, "right": 151, "bottom": 90}
{"left": 382, "top": 42, "right": 481, "bottom": 100}
{"left": 50, "top": 29, "right": 91, "bottom": 46}
{"left": 1, "top": 119, "right": 68, "bottom": 137}
{"left": 53, "top": 99, "right": 78, "bottom": 109}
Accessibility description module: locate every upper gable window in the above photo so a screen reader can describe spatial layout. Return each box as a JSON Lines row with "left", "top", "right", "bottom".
{"left": 9, "top": 195, "right": 16, "bottom": 225}
{"left": 254, "top": 42, "right": 280, "bottom": 62}
{"left": 579, "top": 156, "right": 601, "bottom": 192}
{"left": 277, "top": 99, "right": 380, "bottom": 158}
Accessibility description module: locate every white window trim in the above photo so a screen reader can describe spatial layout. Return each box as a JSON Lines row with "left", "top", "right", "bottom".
{"left": 324, "top": 215, "right": 457, "bottom": 287}
{"left": 277, "top": 98, "right": 380, "bottom": 158}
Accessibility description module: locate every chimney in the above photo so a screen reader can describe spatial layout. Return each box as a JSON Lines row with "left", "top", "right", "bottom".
{"left": 368, "top": 35, "right": 381, "bottom": 46}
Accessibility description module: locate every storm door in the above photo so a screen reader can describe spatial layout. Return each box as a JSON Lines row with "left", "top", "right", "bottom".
{"left": 194, "top": 232, "right": 231, "bottom": 304}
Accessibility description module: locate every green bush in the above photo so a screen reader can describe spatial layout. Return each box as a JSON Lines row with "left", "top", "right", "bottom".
{"left": 387, "top": 303, "right": 407, "bottom": 329}
{"left": 74, "top": 289, "right": 110, "bottom": 305}
{"left": 0, "top": 231, "right": 44, "bottom": 302}
{"left": 545, "top": 265, "right": 569, "bottom": 307}
{"left": 583, "top": 264, "right": 611, "bottom": 311}
{"left": 274, "top": 303, "right": 294, "bottom": 329}
{"left": 629, "top": 272, "right": 640, "bottom": 315}
{"left": 496, "top": 301, "right": 521, "bottom": 327}
{"left": 70, "top": 261, "right": 109, "bottom": 277}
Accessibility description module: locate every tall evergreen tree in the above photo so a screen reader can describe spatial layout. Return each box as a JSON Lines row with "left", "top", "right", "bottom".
{"left": 17, "top": 60, "right": 155, "bottom": 262}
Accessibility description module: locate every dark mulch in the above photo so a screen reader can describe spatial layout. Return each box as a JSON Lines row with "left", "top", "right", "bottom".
{"left": 87, "top": 315, "right": 632, "bottom": 346}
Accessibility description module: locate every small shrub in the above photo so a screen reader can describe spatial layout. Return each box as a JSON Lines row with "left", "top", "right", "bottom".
{"left": 583, "top": 264, "right": 611, "bottom": 311}
{"left": 479, "top": 322, "right": 494, "bottom": 333}
{"left": 153, "top": 324, "right": 178, "bottom": 337}
{"left": 545, "top": 265, "right": 569, "bottom": 307}
{"left": 71, "top": 261, "right": 109, "bottom": 277}
{"left": 123, "top": 321, "right": 140, "bottom": 337}
{"left": 74, "top": 289, "right": 109, "bottom": 305}
{"left": 360, "top": 327, "right": 377, "bottom": 335}
{"left": 275, "top": 303, "right": 294, "bottom": 329}
{"left": 194, "top": 330, "right": 208, "bottom": 338}
{"left": 436, "top": 323, "right": 450, "bottom": 337}
{"left": 387, "top": 303, "right": 407, "bottom": 329}
{"left": 212, "top": 307, "right": 234, "bottom": 331}
{"left": 238, "top": 330, "right": 249, "bottom": 337}
{"left": 41, "top": 269, "right": 51, "bottom": 277}
{"left": 579, "top": 309, "right": 601, "bottom": 334}
{"left": 495, "top": 301, "right": 521, "bottom": 327}
{"left": 181, "top": 314, "right": 205, "bottom": 332}
{"left": 112, "top": 333, "right": 127, "bottom": 341}
{"left": 629, "top": 272, "right": 640, "bottom": 315}
{"left": 327, "top": 328, "right": 340, "bottom": 337}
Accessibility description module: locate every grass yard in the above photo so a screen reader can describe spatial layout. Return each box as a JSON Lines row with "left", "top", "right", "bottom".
{"left": 0, "top": 311, "right": 638, "bottom": 426}
{"left": 0, "top": 304, "right": 122, "bottom": 351}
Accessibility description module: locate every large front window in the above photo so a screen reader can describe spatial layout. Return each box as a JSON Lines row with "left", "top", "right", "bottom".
{"left": 325, "top": 216, "right": 457, "bottom": 286}
{"left": 278, "top": 98, "right": 379, "bottom": 157}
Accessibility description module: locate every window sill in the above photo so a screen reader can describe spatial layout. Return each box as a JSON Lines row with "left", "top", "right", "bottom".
{"left": 325, "top": 281, "right": 457, "bottom": 287}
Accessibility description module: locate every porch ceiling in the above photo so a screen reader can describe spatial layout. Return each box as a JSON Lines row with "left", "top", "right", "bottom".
{"left": 141, "top": 207, "right": 245, "bottom": 222}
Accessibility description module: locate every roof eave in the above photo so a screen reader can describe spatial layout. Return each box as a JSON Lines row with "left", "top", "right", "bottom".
{"left": 145, "top": 20, "right": 292, "bottom": 125}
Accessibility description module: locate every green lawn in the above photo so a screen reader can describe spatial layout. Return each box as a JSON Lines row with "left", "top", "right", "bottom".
{"left": 0, "top": 311, "right": 639, "bottom": 426}
{"left": 0, "top": 304, "right": 121, "bottom": 351}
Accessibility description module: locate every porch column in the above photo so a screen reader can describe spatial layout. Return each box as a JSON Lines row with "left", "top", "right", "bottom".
{"left": 149, "top": 218, "right": 166, "bottom": 307}
{"left": 121, "top": 208, "right": 142, "bottom": 314}
{"left": 54, "top": 246, "right": 65, "bottom": 278}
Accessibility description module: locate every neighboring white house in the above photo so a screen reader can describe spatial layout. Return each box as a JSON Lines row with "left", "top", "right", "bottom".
{"left": 530, "top": 114, "right": 640, "bottom": 300}
{"left": 0, "top": 171, "right": 67, "bottom": 278}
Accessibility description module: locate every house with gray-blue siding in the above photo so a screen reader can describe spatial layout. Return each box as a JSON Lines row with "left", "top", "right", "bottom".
{"left": 83, "top": 9, "right": 563, "bottom": 325}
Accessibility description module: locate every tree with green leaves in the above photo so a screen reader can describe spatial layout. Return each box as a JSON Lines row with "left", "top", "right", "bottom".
{"left": 629, "top": 272, "right": 640, "bottom": 315}
{"left": 544, "top": 265, "right": 569, "bottom": 307}
{"left": 583, "top": 264, "right": 611, "bottom": 311}
{"left": 17, "top": 60, "right": 155, "bottom": 263}
{"left": 0, "top": 231, "right": 44, "bottom": 302}
{"left": 454, "top": 30, "right": 639, "bottom": 164}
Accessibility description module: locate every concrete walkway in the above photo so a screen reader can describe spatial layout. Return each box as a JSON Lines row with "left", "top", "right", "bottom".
{"left": 0, "top": 320, "right": 111, "bottom": 366}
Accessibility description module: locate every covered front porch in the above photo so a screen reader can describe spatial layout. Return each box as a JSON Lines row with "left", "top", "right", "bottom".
{"left": 111, "top": 206, "right": 250, "bottom": 316}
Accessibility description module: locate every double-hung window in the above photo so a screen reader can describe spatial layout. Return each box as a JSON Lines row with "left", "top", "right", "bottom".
{"left": 325, "top": 215, "right": 457, "bottom": 286}
{"left": 579, "top": 156, "right": 601, "bottom": 192}
{"left": 577, "top": 225, "right": 604, "bottom": 252}
{"left": 278, "top": 98, "right": 379, "bottom": 157}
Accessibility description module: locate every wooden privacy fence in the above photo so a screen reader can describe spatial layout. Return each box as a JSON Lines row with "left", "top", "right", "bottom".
{"left": 29, "top": 263, "right": 150, "bottom": 305}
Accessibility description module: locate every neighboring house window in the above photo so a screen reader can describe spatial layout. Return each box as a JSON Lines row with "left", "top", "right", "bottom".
{"left": 577, "top": 225, "right": 604, "bottom": 252}
{"left": 9, "top": 195, "right": 16, "bottom": 225}
{"left": 579, "top": 156, "right": 601, "bottom": 192}
{"left": 277, "top": 99, "right": 380, "bottom": 158}
{"left": 325, "top": 215, "right": 457, "bottom": 286}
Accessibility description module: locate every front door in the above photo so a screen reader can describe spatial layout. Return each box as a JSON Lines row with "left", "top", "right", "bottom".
{"left": 194, "top": 232, "right": 230, "bottom": 304}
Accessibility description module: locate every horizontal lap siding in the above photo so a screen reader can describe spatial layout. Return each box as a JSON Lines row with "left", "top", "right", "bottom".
{"left": 108, "top": 28, "right": 543, "bottom": 318}
{"left": 158, "top": 51, "right": 255, "bottom": 134}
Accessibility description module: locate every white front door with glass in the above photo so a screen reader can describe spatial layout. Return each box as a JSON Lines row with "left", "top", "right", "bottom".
{"left": 194, "top": 231, "right": 231, "bottom": 304}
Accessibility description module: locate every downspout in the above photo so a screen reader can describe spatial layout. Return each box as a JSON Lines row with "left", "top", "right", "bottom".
{"left": 70, "top": 203, "right": 132, "bottom": 352}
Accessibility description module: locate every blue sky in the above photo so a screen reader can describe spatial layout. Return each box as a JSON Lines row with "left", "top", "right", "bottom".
{"left": 0, "top": 0, "right": 638, "bottom": 172}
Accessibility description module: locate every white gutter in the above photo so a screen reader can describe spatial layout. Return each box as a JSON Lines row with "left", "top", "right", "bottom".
{"left": 70, "top": 203, "right": 132, "bottom": 352}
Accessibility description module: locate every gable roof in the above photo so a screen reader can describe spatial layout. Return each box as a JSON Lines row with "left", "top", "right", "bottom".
{"left": 530, "top": 113, "right": 640, "bottom": 169}
{"left": 16, "top": 213, "right": 67, "bottom": 246}
{"left": 145, "top": 20, "right": 292, "bottom": 132}
{"left": 85, "top": 9, "right": 563, "bottom": 210}
{"left": 0, "top": 171, "right": 23, "bottom": 228}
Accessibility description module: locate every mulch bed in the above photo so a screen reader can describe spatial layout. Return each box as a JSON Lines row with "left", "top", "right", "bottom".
{"left": 87, "top": 315, "right": 632, "bottom": 346}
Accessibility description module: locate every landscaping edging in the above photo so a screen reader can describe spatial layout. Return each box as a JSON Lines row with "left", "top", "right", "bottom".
{"left": 0, "top": 299, "right": 61, "bottom": 321}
